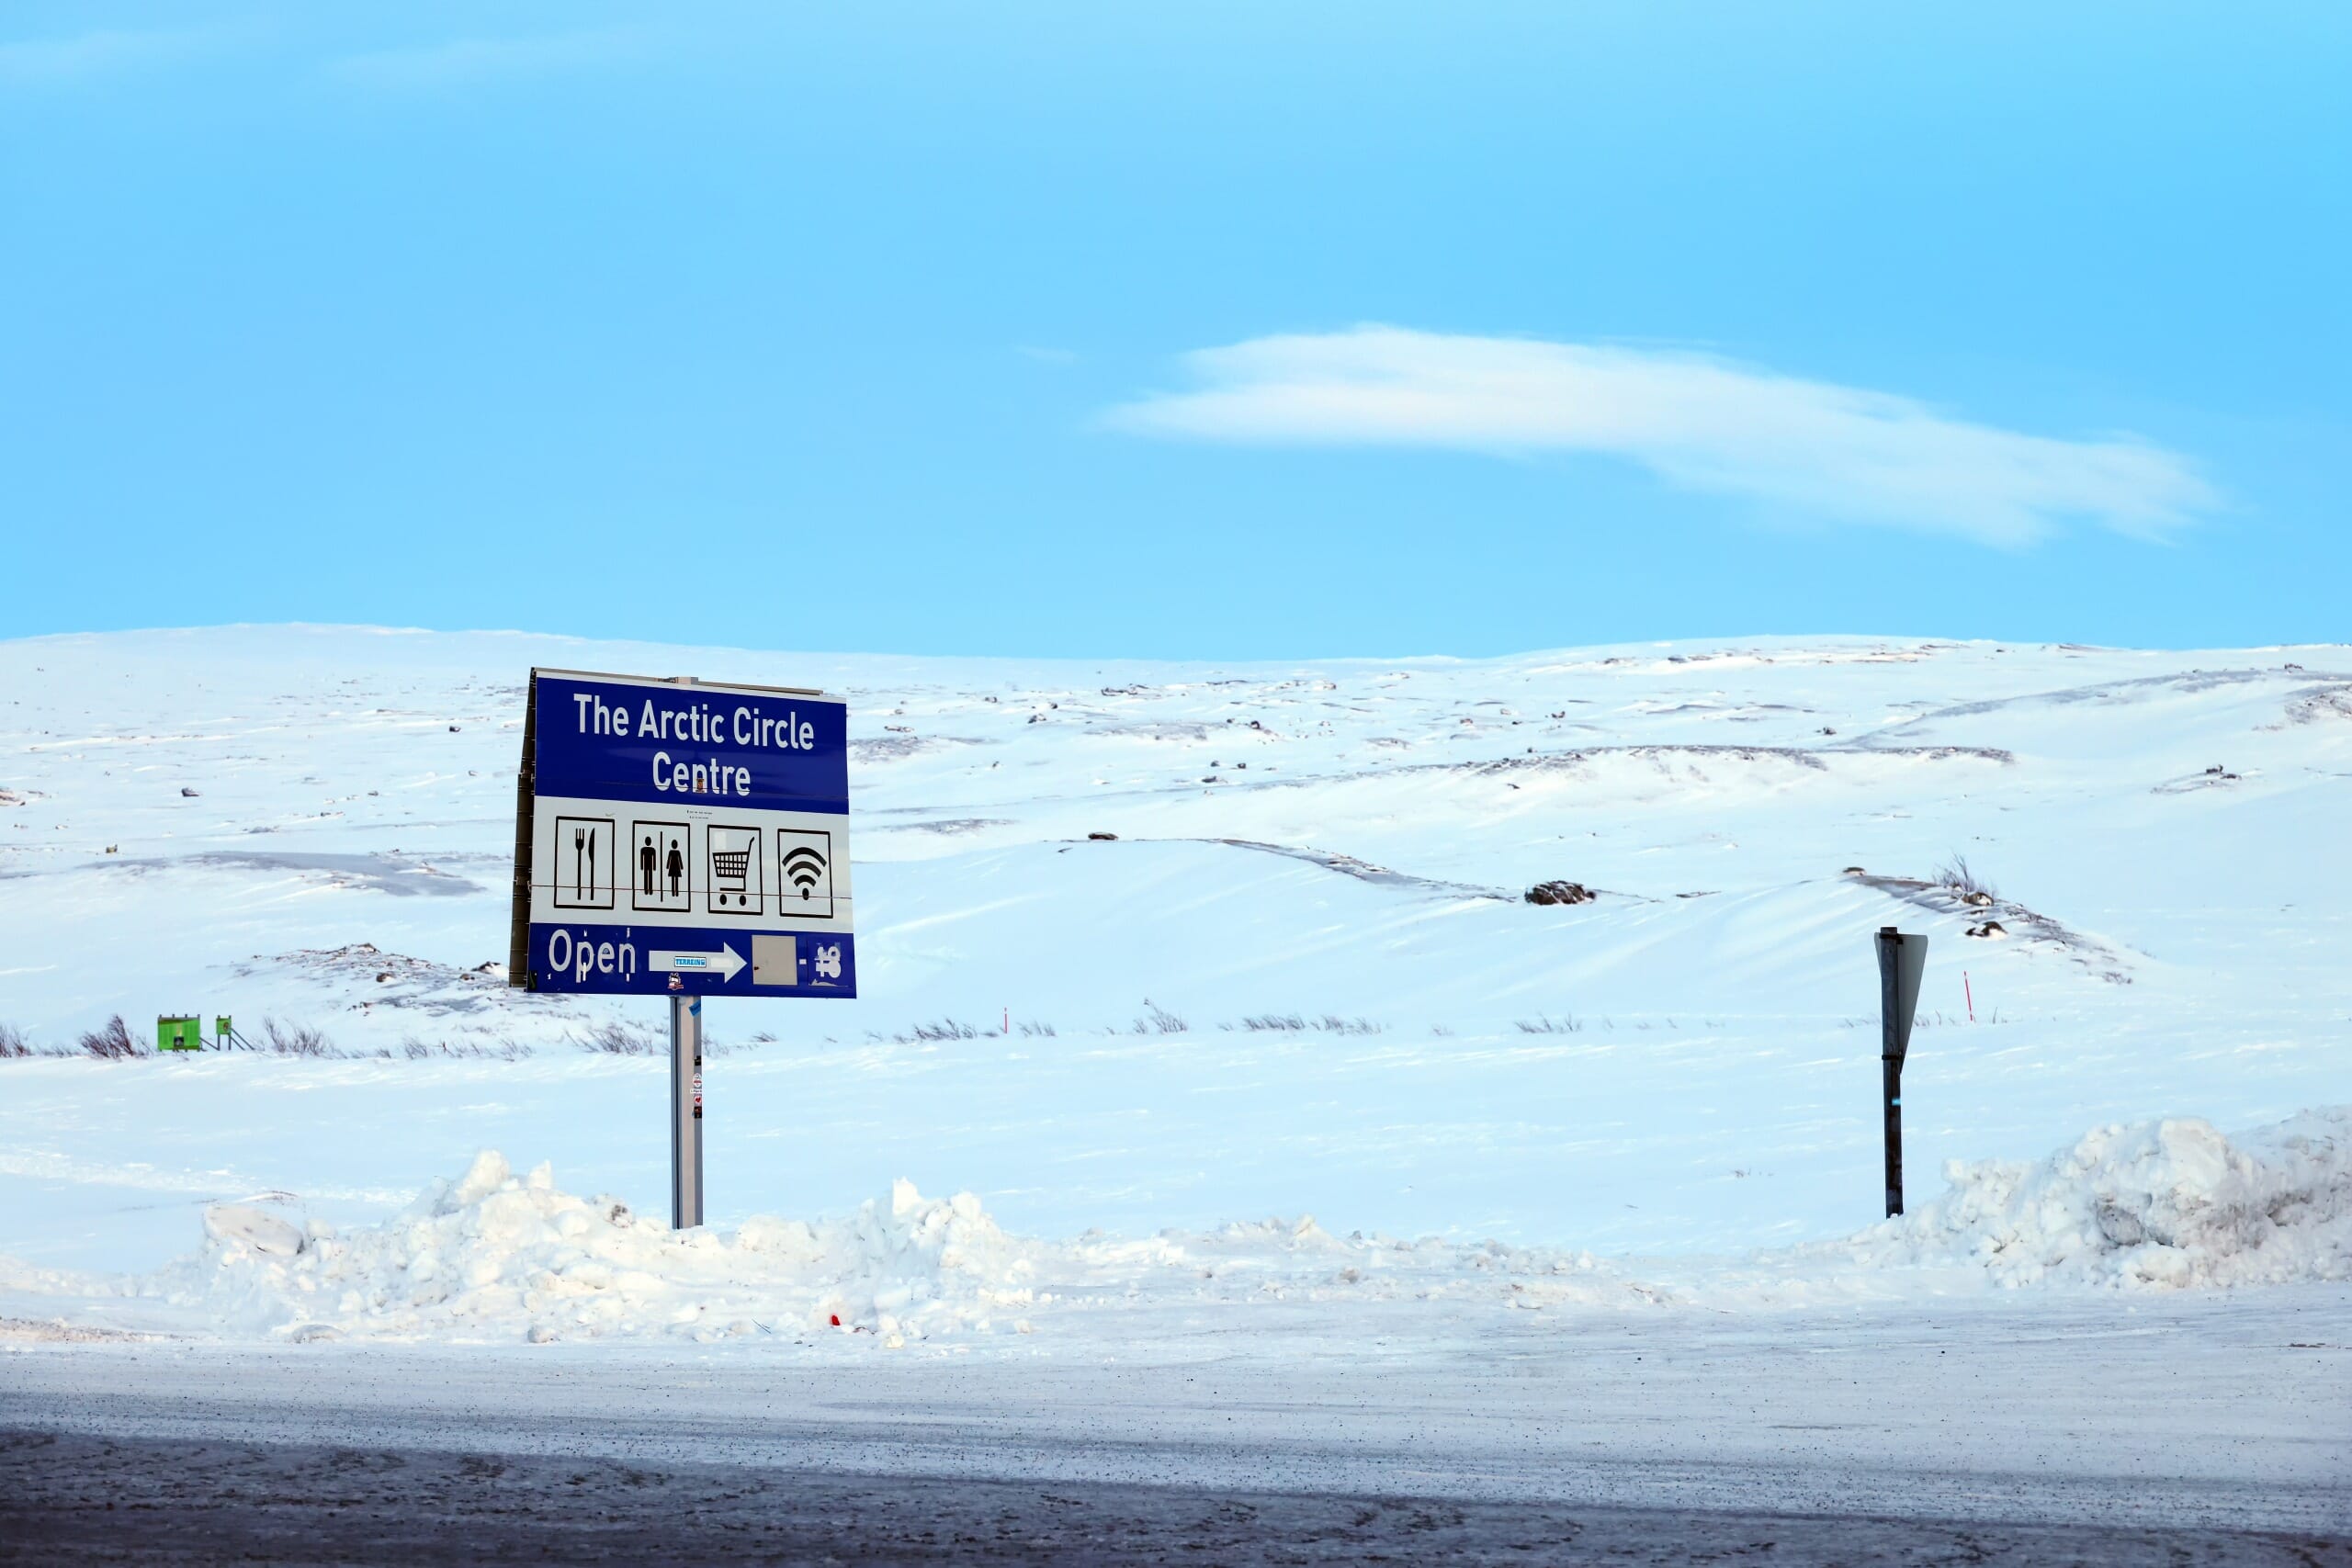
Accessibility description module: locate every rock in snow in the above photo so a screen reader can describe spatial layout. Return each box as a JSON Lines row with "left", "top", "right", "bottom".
{"left": 201, "top": 1204, "right": 304, "bottom": 1258}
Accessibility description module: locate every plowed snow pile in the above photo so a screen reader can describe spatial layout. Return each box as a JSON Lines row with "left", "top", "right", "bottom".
{"left": 74, "top": 1107, "right": 2352, "bottom": 1344}
{"left": 1826, "top": 1107, "right": 2352, "bottom": 1288}
{"left": 162, "top": 1152, "right": 1054, "bottom": 1345}
{"left": 119, "top": 1150, "right": 1651, "bottom": 1344}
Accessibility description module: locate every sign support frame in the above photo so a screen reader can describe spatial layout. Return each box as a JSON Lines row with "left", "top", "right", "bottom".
{"left": 508, "top": 670, "right": 540, "bottom": 983}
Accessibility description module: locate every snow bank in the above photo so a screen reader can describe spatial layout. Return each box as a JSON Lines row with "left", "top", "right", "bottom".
{"left": 156, "top": 1153, "right": 1050, "bottom": 1347}
{"left": 1832, "top": 1108, "right": 2352, "bottom": 1288}
{"left": 143, "top": 1153, "right": 1649, "bottom": 1345}
{"left": 105, "top": 1106, "right": 2352, "bottom": 1345}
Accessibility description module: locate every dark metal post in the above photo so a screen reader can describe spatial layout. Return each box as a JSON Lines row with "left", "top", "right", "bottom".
{"left": 1880, "top": 1052, "right": 1904, "bottom": 1217}
{"left": 1875, "top": 926, "right": 1909, "bottom": 1217}
{"left": 671, "top": 994, "right": 703, "bottom": 1228}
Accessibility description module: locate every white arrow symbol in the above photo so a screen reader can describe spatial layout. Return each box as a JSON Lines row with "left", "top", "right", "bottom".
{"left": 649, "top": 944, "right": 745, "bottom": 982}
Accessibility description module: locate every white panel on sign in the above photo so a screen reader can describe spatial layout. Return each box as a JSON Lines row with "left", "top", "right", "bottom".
{"left": 706, "top": 825, "right": 763, "bottom": 914}
{"left": 752, "top": 934, "right": 797, "bottom": 987}
{"left": 631, "top": 820, "right": 692, "bottom": 911}
{"left": 551, "top": 816, "right": 617, "bottom": 909}
{"left": 775, "top": 829, "right": 834, "bottom": 919}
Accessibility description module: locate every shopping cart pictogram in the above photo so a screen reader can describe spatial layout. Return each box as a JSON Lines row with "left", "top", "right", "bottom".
{"left": 711, "top": 847, "right": 752, "bottom": 908}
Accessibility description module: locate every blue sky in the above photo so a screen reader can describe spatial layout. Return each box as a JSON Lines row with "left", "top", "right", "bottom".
{"left": 3, "top": 2, "right": 2344, "bottom": 657}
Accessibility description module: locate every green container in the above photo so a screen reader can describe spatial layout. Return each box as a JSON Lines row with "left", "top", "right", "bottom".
{"left": 215, "top": 1015, "right": 232, "bottom": 1045}
{"left": 156, "top": 1015, "right": 203, "bottom": 1052}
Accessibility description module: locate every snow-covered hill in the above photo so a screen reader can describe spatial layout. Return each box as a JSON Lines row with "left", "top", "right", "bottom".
{"left": 2, "top": 626, "right": 2347, "bottom": 1281}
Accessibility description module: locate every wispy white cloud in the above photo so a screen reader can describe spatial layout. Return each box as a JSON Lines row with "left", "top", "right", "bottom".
{"left": 323, "top": 30, "right": 637, "bottom": 91}
{"left": 0, "top": 28, "right": 199, "bottom": 85}
{"left": 1103, "top": 326, "right": 2216, "bottom": 547}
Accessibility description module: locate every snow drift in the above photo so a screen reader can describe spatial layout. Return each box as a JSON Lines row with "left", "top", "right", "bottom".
{"left": 153, "top": 1145, "right": 1644, "bottom": 1345}
{"left": 119, "top": 1107, "right": 2352, "bottom": 1345}
{"left": 1835, "top": 1107, "right": 2352, "bottom": 1289}
{"left": 163, "top": 1152, "right": 1050, "bottom": 1347}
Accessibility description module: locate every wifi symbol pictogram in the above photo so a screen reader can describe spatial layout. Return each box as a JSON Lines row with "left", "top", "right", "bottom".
{"left": 782, "top": 844, "right": 828, "bottom": 901}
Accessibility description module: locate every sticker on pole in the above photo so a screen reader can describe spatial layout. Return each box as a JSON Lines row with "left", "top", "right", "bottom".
{"left": 507, "top": 668, "right": 857, "bottom": 997}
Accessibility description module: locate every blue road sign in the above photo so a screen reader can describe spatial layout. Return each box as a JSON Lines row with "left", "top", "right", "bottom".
{"left": 508, "top": 669, "right": 856, "bottom": 997}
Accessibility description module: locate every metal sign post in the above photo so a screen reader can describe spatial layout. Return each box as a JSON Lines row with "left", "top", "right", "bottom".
{"left": 671, "top": 995, "right": 703, "bottom": 1228}
{"left": 1874, "top": 925, "right": 1928, "bottom": 1217}
{"left": 509, "top": 667, "right": 856, "bottom": 1230}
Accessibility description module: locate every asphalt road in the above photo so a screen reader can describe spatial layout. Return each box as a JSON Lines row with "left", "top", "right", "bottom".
{"left": 5, "top": 1427, "right": 2350, "bottom": 1566}
{"left": 3, "top": 1292, "right": 2346, "bottom": 1563}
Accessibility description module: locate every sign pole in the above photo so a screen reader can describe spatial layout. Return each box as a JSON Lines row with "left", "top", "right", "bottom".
{"left": 1874, "top": 925, "right": 1927, "bottom": 1218}
{"left": 1880, "top": 1044, "right": 1904, "bottom": 1217}
{"left": 671, "top": 994, "right": 703, "bottom": 1229}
